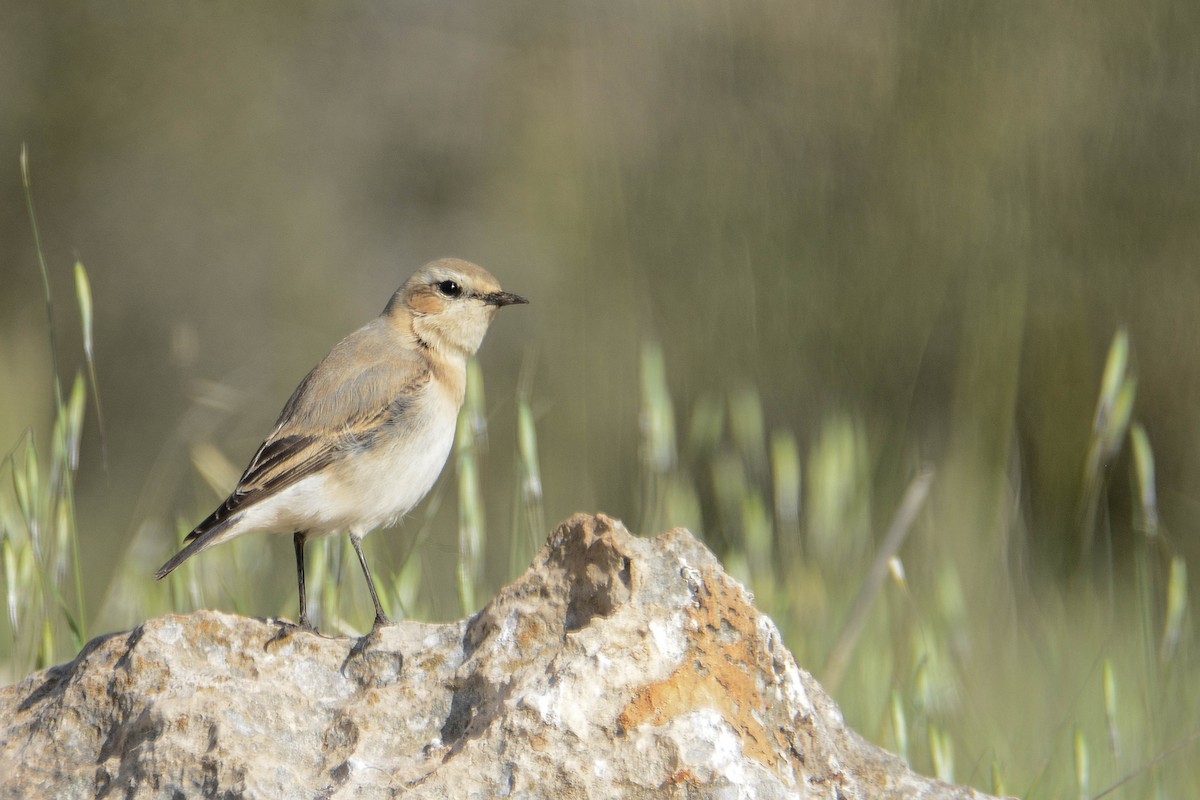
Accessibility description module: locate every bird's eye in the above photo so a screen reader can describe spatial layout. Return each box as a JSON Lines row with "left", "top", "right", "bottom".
{"left": 436, "top": 280, "right": 462, "bottom": 298}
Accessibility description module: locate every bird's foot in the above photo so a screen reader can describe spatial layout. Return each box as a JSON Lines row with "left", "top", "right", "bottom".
{"left": 343, "top": 611, "right": 390, "bottom": 657}
{"left": 341, "top": 624, "right": 403, "bottom": 685}
{"left": 347, "top": 621, "right": 386, "bottom": 661}
{"left": 264, "top": 616, "right": 326, "bottom": 650}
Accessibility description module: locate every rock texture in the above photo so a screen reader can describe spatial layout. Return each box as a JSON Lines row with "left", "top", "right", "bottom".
{"left": 0, "top": 514, "right": 997, "bottom": 799}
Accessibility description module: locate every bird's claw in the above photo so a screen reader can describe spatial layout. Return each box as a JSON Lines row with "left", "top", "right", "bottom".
{"left": 264, "top": 617, "right": 327, "bottom": 650}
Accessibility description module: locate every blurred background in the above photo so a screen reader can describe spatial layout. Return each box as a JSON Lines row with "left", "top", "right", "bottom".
{"left": 2, "top": 1, "right": 1199, "bottom": 795}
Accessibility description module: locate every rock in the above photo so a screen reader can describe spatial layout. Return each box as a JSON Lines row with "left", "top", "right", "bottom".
{"left": 0, "top": 513, "right": 998, "bottom": 799}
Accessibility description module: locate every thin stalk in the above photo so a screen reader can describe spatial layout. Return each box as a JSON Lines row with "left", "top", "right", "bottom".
{"left": 823, "top": 467, "right": 934, "bottom": 694}
{"left": 19, "top": 145, "right": 64, "bottom": 416}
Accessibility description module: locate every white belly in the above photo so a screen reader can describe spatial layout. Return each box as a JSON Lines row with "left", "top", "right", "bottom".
{"left": 234, "top": 388, "right": 460, "bottom": 539}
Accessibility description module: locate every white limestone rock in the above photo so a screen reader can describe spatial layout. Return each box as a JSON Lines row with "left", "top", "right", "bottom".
{"left": 0, "top": 513, "right": 999, "bottom": 799}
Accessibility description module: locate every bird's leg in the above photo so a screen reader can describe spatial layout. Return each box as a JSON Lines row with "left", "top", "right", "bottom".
{"left": 350, "top": 533, "right": 390, "bottom": 631}
{"left": 294, "top": 531, "right": 316, "bottom": 632}
{"left": 264, "top": 531, "right": 320, "bottom": 649}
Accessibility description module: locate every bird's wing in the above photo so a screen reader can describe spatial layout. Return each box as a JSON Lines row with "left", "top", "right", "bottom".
{"left": 184, "top": 323, "right": 430, "bottom": 541}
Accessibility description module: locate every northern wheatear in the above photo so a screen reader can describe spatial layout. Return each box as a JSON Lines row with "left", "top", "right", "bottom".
{"left": 155, "top": 258, "right": 527, "bottom": 633}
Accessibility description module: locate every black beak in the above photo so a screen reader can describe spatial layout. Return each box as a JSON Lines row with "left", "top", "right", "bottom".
{"left": 483, "top": 290, "right": 529, "bottom": 307}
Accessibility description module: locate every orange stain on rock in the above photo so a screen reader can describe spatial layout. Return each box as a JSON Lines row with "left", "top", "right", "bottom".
{"left": 617, "top": 568, "right": 780, "bottom": 770}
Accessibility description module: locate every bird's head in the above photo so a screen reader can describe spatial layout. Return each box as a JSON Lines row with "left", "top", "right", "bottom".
{"left": 386, "top": 258, "right": 527, "bottom": 356}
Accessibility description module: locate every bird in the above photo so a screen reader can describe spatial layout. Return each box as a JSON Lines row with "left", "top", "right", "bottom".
{"left": 155, "top": 258, "right": 527, "bottom": 634}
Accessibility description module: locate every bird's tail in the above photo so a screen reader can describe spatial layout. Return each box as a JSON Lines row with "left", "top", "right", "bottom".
{"left": 154, "top": 517, "right": 237, "bottom": 580}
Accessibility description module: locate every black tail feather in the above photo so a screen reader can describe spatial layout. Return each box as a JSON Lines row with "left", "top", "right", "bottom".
{"left": 154, "top": 517, "right": 236, "bottom": 580}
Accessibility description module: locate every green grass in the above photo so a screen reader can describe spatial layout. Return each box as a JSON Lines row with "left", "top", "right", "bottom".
{"left": 1, "top": 154, "right": 1197, "bottom": 797}
{"left": 631, "top": 332, "right": 1198, "bottom": 798}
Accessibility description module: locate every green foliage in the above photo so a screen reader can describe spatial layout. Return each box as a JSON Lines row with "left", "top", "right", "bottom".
{"left": 3, "top": 160, "right": 1198, "bottom": 800}
{"left": 455, "top": 357, "right": 487, "bottom": 616}
{"left": 510, "top": 387, "right": 545, "bottom": 578}
{"left": 620, "top": 334, "right": 1199, "bottom": 798}
{"left": 4, "top": 297, "right": 1199, "bottom": 800}
{"left": 1, "top": 153, "right": 94, "bottom": 672}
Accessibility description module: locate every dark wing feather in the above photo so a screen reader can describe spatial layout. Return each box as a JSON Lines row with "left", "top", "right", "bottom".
{"left": 182, "top": 434, "right": 339, "bottom": 541}
{"left": 183, "top": 326, "right": 432, "bottom": 542}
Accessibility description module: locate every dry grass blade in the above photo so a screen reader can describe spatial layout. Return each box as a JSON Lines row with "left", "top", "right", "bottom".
{"left": 456, "top": 358, "right": 486, "bottom": 615}
{"left": 74, "top": 261, "right": 108, "bottom": 468}
{"left": 19, "top": 145, "right": 64, "bottom": 415}
{"left": 1129, "top": 424, "right": 1158, "bottom": 538}
{"left": 510, "top": 394, "right": 545, "bottom": 576}
{"left": 1091, "top": 729, "right": 1200, "bottom": 799}
{"left": 1160, "top": 556, "right": 1187, "bottom": 664}
{"left": 1102, "top": 658, "right": 1120, "bottom": 758}
{"left": 1079, "top": 329, "right": 1135, "bottom": 560}
{"left": 822, "top": 467, "right": 934, "bottom": 694}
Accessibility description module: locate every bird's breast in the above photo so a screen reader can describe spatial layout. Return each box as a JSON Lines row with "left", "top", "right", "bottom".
{"left": 331, "top": 380, "right": 462, "bottom": 532}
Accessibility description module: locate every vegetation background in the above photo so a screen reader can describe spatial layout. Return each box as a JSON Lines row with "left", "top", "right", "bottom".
{"left": 2, "top": 2, "right": 1198, "bottom": 796}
